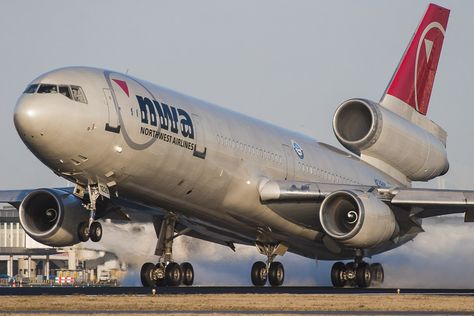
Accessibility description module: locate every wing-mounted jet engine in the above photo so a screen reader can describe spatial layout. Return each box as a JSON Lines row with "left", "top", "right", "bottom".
{"left": 19, "top": 189, "right": 90, "bottom": 246}
{"left": 319, "top": 190, "right": 399, "bottom": 248}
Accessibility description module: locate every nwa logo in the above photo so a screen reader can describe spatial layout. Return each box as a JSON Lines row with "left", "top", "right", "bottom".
{"left": 136, "top": 95, "right": 194, "bottom": 139}
{"left": 291, "top": 140, "right": 304, "bottom": 159}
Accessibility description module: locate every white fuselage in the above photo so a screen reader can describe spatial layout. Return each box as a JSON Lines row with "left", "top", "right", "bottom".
{"left": 14, "top": 67, "right": 407, "bottom": 260}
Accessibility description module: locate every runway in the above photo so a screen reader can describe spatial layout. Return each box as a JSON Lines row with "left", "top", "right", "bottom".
{"left": 1, "top": 287, "right": 474, "bottom": 315}
{"left": 1, "top": 286, "right": 474, "bottom": 296}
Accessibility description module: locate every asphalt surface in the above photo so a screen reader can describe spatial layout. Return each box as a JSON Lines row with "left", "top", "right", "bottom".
{"left": 1, "top": 286, "right": 474, "bottom": 296}
{"left": 3, "top": 311, "right": 473, "bottom": 315}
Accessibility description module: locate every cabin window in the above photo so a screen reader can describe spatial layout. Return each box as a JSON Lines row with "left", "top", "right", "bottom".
{"left": 24, "top": 84, "right": 39, "bottom": 94}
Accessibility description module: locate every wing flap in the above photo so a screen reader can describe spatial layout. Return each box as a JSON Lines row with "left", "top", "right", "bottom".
{"left": 387, "top": 188, "right": 474, "bottom": 206}
{"left": 379, "top": 187, "right": 474, "bottom": 219}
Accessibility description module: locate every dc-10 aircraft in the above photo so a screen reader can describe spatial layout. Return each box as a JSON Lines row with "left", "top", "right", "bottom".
{"left": 1, "top": 3, "right": 473, "bottom": 288}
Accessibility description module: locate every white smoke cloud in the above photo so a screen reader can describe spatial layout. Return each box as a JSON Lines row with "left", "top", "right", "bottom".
{"left": 380, "top": 217, "right": 474, "bottom": 288}
{"left": 94, "top": 216, "right": 474, "bottom": 287}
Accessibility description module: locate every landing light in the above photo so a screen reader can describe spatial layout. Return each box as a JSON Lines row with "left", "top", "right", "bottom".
{"left": 114, "top": 146, "right": 123, "bottom": 153}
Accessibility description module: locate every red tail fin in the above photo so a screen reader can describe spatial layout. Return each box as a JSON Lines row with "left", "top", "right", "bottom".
{"left": 382, "top": 3, "right": 449, "bottom": 115}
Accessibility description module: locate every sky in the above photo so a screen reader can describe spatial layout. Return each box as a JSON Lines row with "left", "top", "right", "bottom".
{"left": 1, "top": 0, "right": 474, "bottom": 286}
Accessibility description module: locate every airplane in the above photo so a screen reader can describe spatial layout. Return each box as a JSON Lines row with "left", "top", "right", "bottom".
{"left": 1, "top": 3, "right": 472, "bottom": 288}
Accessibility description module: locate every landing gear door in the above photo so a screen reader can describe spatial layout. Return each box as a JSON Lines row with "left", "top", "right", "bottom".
{"left": 103, "top": 88, "right": 121, "bottom": 133}
{"left": 192, "top": 113, "right": 207, "bottom": 159}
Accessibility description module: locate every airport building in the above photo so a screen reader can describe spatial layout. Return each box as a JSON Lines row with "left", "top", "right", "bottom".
{"left": 0, "top": 205, "right": 124, "bottom": 285}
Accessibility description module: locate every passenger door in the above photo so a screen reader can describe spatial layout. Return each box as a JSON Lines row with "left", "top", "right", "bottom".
{"left": 103, "top": 88, "right": 121, "bottom": 133}
{"left": 192, "top": 113, "right": 207, "bottom": 159}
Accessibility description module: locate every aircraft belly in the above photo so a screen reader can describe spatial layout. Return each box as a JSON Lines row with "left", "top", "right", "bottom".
{"left": 265, "top": 202, "right": 322, "bottom": 229}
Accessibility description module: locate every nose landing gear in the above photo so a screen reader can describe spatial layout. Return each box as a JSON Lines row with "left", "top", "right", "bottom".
{"left": 76, "top": 184, "right": 104, "bottom": 243}
{"left": 89, "top": 221, "right": 103, "bottom": 242}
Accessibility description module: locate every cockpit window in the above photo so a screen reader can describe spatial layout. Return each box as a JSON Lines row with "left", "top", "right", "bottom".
{"left": 58, "top": 85, "right": 72, "bottom": 100}
{"left": 37, "top": 84, "right": 58, "bottom": 94}
{"left": 25, "top": 83, "right": 88, "bottom": 104}
{"left": 24, "top": 84, "right": 39, "bottom": 94}
{"left": 71, "top": 86, "right": 87, "bottom": 104}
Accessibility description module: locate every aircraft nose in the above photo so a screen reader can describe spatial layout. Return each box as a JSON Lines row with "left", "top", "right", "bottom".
{"left": 14, "top": 95, "right": 48, "bottom": 141}
{"left": 13, "top": 93, "right": 70, "bottom": 162}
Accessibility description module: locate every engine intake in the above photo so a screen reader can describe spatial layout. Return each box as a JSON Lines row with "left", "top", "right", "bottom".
{"left": 319, "top": 190, "right": 398, "bottom": 248}
{"left": 19, "top": 189, "right": 89, "bottom": 247}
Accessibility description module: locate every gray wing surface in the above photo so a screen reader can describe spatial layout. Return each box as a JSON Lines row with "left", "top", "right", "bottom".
{"left": 0, "top": 188, "right": 251, "bottom": 249}
{"left": 379, "top": 188, "right": 474, "bottom": 219}
{"left": 259, "top": 179, "right": 474, "bottom": 221}
{"left": 0, "top": 189, "right": 40, "bottom": 208}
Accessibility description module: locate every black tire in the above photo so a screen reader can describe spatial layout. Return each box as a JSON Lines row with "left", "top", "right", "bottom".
{"left": 90, "top": 221, "right": 102, "bottom": 242}
{"left": 268, "top": 261, "right": 284, "bottom": 287}
{"left": 165, "top": 262, "right": 182, "bottom": 287}
{"left": 78, "top": 222, "right": 90, "bottom": 242}
{"left": 140, "top": 262, "right": 155, "bottom": 287}
{"left": 331, "top": 262, "right": 346, "bottom": 288}
{"left": 180, "top": 262, "right": 194, "bottom": 286}
{"left": 356, "top": 262, "right": 372, "bottom": 288}
{"left": 370, "top": 263, "right": 384, "bottom": 284}
{"left": 251, "top": 261, "right": 267, "bottom": 286}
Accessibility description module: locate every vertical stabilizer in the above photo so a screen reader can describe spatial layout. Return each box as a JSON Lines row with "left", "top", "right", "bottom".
{"left": 380, "top": 3, "right": 449, "bottom": 115}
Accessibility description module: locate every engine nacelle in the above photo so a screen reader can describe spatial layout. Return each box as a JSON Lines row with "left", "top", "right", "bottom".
{"left": 19, "top": 189, "right": 89, "bottom": 247}
{"left": 319, "top": 190, "right": 398, "bottom": 248}
{"left": 333, "top": 98, "right": 449, "bottom": 181}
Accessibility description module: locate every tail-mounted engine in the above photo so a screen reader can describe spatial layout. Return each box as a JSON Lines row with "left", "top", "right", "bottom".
{"left": 333, "top": 98, "right": 449, "bottom": 181}
{"left": 319, "top": 190, "right": 398, "bottom": 248}
{"left": 19, "top": 189, "right": 89, "bottom": 247}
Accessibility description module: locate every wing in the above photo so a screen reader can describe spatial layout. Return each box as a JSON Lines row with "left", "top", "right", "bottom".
{"left": 0, "top": 189, "right": 43, "bottom": 208}
{"left": 378, "top": 187, "right": 474, "bottom": 220}
{"left": 0, "top": 188, "right": 251, "bottom": 251}
{"left": 259, "top": 179, "right": 474, "bottom": 221}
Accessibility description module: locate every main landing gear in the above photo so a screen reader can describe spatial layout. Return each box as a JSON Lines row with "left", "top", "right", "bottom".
{"left": 251, "top": 242, "right": 288, "bottom": 287}
{"left": 140, "top": 215, "right": 195, "bottom": 287}
{"left": 330, "top": 250, "right": 384, "bottom": 288}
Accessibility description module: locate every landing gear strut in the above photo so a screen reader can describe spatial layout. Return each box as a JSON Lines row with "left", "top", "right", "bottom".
{"left": 251, "top": 242, "right": 287, "bottom": 287}
{"left": 330, "top": 250, "right": 384, "bottom": 288}
{"left": 77, "top": 184, "right": 104, "bottom": 243}
{"left": 140, "top": 215, "right": 195, "bottom": 287}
